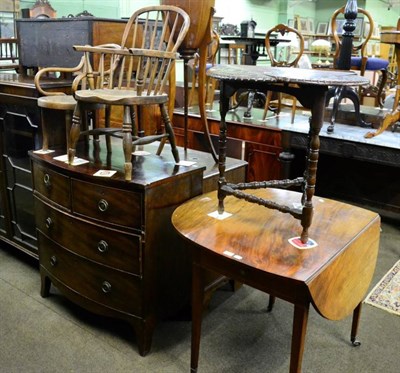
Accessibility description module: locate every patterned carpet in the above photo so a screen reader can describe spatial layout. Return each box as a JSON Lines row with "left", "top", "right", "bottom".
{"left": 364, "top": 260, "right": 400, "bottom": 316}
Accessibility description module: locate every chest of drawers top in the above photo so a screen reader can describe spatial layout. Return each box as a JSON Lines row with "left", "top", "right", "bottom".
{"left": 30, "top": 147, "right": 205, "bottom": 231}
{"left": 31, "top": 145, "right": 204, "bottom": 189}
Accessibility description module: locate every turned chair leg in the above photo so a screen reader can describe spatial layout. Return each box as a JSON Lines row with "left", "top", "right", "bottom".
{"left": 277, "top": 93, "right": 282, "bottom": 116}
{"left": 68, "top": 103, "right": 82, "bottom": 164}
{"left": 206, "top": 76, "right": 217, "bottom": 111}
{"left": 189, "top": 71, "right": 197, "bottom": 108}
{"left": 157, "top": 103, "right": 180, "bottom": 163}
{"left": 64, "top": 110, "right": 72, "bottom": 152}
{"left": 122, "top": 105, "right": 133, "bottom": 181}
{"left": 262, "top": 91, "right": 274, "bottom": 121}
{"left": 376, "top": 69, "right": 388, "bottom": 108}
{"left": 291, "top": 98, "right": 297, "bottom": 124}
{"left": 40, "top": 109, "right": 49, "bottom": 152}
{"left": 104, "top": 104, "right": 112, "bottom": 153}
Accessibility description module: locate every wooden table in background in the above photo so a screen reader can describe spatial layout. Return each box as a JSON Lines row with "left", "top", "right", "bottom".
{"left": 172, "top": 188, "right": 381, "bottom": 373}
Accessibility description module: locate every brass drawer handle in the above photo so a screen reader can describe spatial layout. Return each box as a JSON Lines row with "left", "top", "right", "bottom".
{"left": 101, "top": 281, "right": 112, "bottom": 294}
{"left": 50, "top": 255, "right": 57, "bottom": 267}
{"left": 97, "top": 240, "right": 109, "bottom": 253}
{"left": 45, "top": 217, "right": 53, "bottom": 229}
{"left": 43, "top": 173, "right": 51, "bottom": 189}
{"left": 98, "top": 199, "right": 109, "bottom": 212}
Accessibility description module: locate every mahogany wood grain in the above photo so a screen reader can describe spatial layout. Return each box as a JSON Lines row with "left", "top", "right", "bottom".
{"left": 173, "top": 111, "right": 282, "bottom": 146}
{"left": 31, "top": 145, "right": 206, "bottom": 356}
{"left": 172, "top": 188, "right": 380, "bottom": 372}
{"left": 172, "top": 111, "right": 282, "bottom": 182}
{"left": 35, "top": 199, "right": 142, "bottom": 275}
{"left": 31, "top": 138, "right": 246, "bottom": 345}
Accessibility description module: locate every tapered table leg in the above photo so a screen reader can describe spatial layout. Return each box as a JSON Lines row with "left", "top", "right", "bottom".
{"left": 191, "top": 263, "right": 205, "bottom": 372}
{"left": 351, "top": 302, "right": 362, "bottom": 346}
{"left": 290, "top": 303, "right": 310, "bottom": 373}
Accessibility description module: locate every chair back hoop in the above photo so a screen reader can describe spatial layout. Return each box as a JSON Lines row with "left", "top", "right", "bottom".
{"left": 265, "top": 24, "right": 304, "bottom": 67}
{"left": 72, "top": 6, "right": 190, "bottom": 97}
{"left": 122, "top": 5, "right": 190, "bottom": 53}
{"left": 191, "top": 30, "right": 220, "bottom": 67}
{"left": 331, "top": 6, "right": 374, "bottom": 63}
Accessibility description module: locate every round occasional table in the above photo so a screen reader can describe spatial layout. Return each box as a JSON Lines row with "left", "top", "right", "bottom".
{"left": 206, "top": 64, "right": 369, "bottom": 243}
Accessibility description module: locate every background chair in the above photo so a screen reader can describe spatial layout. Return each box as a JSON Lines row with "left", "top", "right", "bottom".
{"left": 35, "top": 56, "right": 109, "bottom": 154}
{"left": 332, "top": 6, "right": 389, "bottom": 107}
{"left": 34, "top": 57, "right": 85, "bottom": 153}
{"left": 68, "top": 5, "right": 190, "bottom": 181}
{"left": 0, "top": 38, "right": 19, "bottom": 72}
{"left": 262, "top": 23, "right": 305, "bottom": 123}
{"left": 227, "top": 42, "right": 246, "bottom": 65}
{"left": 187, "top": 30, "right": 220, "bottom": 110}
{"left": 326, "top": 5, "right": 389, "bottom": 132}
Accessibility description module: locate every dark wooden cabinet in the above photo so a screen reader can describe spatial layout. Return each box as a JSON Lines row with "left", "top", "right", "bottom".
{"left": 281, "top": 127, "right": 400, "bottom": 219}
{"left": 173, "top": 111, "right": 282, "bottom": 182}
{"left": 0, "top": 73, "right": 71, "bottom": 257}
{"left": 30, "top": 147, "right": 205, "bottom": 356}
{"left": 16, "top": 18, "right": 128, "bottom": 71}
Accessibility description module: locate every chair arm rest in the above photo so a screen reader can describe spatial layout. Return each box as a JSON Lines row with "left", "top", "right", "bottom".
{"left": 73, "top": 43, "right": 129, "bottom": 55}
{"left": 129, "top": 48, "right": 179, "bottom": 60}
{"left": 34, "top": 56, "right": 85, "bottom": 96}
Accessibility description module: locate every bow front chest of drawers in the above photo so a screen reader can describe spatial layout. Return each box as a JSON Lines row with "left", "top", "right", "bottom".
{"left": 30, "top": 149, "right": 205, "bottom": 356}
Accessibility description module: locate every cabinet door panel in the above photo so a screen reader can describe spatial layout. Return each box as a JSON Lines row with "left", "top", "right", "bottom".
{"left": 1, "top": 110, "right": 38, "bottom": 252}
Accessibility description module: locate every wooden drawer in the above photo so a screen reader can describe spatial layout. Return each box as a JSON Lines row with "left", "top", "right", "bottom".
{"left": 39, "top": 232, "right": 142, "bottom": 316}
{"left": 32, "top": 162, "right": 70, "bottom": 208}
{"left": 71, "top": 179, "right": 143, "bottom": 230}
{"left": 35, "top": 198, "right": 142, "bottom": 275}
